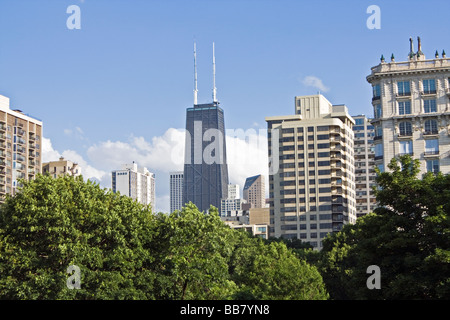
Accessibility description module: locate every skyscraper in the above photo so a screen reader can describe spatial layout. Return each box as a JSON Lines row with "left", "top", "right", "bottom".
{"left": 183, "top": 43, "right": 229, "bottom": 213}
{"left": 367, "top": 37, "right": 450, "bottom": 175}
{"left": 243, "top": 174, "right": 265, "bottom": 208}
{"left": 112, "top": 162, "right": 155, "bottom": 207}
{"left": 266, "top": 94, "right": 356, "bottom": 249}
{"left": 169, "top": 171, "right": 183, "bottom": 213}
{"left": 0, "top": 94, "right": 42, "bottom": 202}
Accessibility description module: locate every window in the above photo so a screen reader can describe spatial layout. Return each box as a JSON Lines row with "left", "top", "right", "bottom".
{"left": 424, "top": 119, "right": 438, "bottom": 135}
{"left": 397, "top": 81, "right": 411, "bottom": 96}
{"left": 399, "top": 121, "right": 412, "bottom": 136}
{"left": 374, "top": 104, "right": 382, "bottom": 118}
{"left": 373, "top": 84, "right": 381, "bottom": 99}
{"left": 399, "top": 140, "right": 413, "bottom": 155}
{"left": 426, "top": 159, "right": 439, "bottom": 173}
{"left": 353, "top": 125, "right": 365, "bottom": 131}
{"left": 398, "top": 101, "right": 411, "bottom": 115}
{"left": 375, "top": 126, "right": 382, "bottom": 138}
{"left": 423, "top": 79, "right": 436, "bottom": 94}
{"left": 424, "top": 100, "right": 437, "bottom": 113}
{"left": 425, "top": 139, "right": 439, "bottom": 155}
{"left": 375, "top": 143, "right": 383, "bottom": 158}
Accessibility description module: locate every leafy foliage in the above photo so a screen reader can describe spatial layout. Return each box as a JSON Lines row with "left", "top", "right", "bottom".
{"left": 319, "top": 156, "right": 450, "bottom": 299}
{"left": 0, "top": 175, "right": 327, "bottom": 300}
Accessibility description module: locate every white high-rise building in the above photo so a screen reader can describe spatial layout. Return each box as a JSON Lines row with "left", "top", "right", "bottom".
{"left": 367, "top": 37, "right": 450, "bottom": 175}
{"left": 227, "top": 184, "right": 240, "bottom": 199}
{"left": 220, "top": 184, "right": 243, "bottom": 217}
{"left": 266, "top": 94, "right": 356, "bottom": 249}
{"left": 170, "top": 171, "right": 183, "bottom": 213}
{"left": 112, "top": 162, "right": 155, "bottom": 207}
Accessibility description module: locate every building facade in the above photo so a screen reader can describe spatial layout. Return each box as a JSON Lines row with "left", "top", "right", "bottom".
{"left": 243, "top": 174, "right": 265, "bottom": 209}
{"left": 367, "top": 37, "right": 450, "bottom": 175}
{"left": 220, "top": 184, "right": 243, "bottom": 216}
{"left": 169, "top": 171, "right": 183, "bottom": 213}
{"left": 352, "top": 115, "right": 377, "bottom": 217}
{"left": 182, "top": 101, "right": 229, "bottom": 213}
{"left": 0, "top": 94, "right": 42, "bottom": 201}
{"left": 112, "top": 162, "right": 155, "bottom": 207}
{"left": 43, "top": 156, "right": 81, "bottom": 178}
{"left": 266, "top": 94, "right": 356, "bottom": 249}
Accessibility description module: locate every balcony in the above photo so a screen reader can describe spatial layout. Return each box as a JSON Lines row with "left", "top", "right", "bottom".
{"left": 424, "top": 150, "right": 439, "bottom": 157}
{"left": 421, "top": 90, "right": 437, "bottom": 96}
{"left": 396, "top": 92, "right": 411, "bottom": 98}
{"left": 398, "top": 132, "right": 413, "bottom": 138}
{"left": 423, "top": 130, "right": 439, "bottom": 136}
{"left": 17, "top": 146, "right": 26, "bottom": 154}
{"left": 17, "top": 128, "right": 26, "bottom": 136}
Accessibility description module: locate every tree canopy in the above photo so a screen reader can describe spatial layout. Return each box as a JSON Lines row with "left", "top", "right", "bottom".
{"left": 319, "top": 156, "right": 450, "bottom": 299}
{"left": 0, "top": 174, "right": 328, "bottom": 300}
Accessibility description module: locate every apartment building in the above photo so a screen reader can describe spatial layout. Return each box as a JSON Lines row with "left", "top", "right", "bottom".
{"left": 43, "top": 156, "right": 81, "bottom": 178}
{"left": 367, "top": 37, "right": 450, "bottom": 175}
{"left": 266, "top": 94, "right": 356, "bottom": 249}
{"left": 0, "top": 94, "right": 42, "bottom": 201}
{"left": 352, "top": 115, "right": 377, "bottom": 217}
{"left": 112, "top": 162, "right": 155, "bottom": 207}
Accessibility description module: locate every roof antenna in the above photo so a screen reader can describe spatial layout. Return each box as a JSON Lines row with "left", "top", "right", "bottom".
{"left": 212, "top": 42, "right": 217, "bottom": 103}
{"left": 193, "top": 41, "right": 198, "bottom": 105}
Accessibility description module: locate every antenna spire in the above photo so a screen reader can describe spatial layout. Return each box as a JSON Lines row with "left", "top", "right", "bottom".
{"left": 212, "top": 42, "right": 217, "bottom": 103}
{"left": 193, "top": 42, "right": 198, "bottom": 105}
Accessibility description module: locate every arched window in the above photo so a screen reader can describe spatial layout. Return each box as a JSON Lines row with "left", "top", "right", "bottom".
{"left": 399, "top": 121, "right": 412, "bottom": 136}
{"left": 424, "top": 119, "right": 438, "bottom": 135}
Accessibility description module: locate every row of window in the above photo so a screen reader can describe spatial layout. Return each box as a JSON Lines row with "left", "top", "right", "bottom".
{"left": 374, "top": 138, "right": 439, "bottom": 157}
{"left": 374, "top": 99, "right": 437, "bottom": 118}
{"left": 374, "top": 119, "right": 438, "bottom": 138}
{"left": 373, "top": 78, "right": 442, "bottom": 99}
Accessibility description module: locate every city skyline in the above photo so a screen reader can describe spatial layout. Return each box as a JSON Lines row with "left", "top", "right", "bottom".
{"left": 1, "top": 0, "right": 449, "bottom": 212}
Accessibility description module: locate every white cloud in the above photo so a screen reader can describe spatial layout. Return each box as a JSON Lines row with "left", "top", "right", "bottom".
{"left": 42, "top": 137, "right": 61, "bottom": 163}
{"left": 302, "top": 75, "right": 330, "bottom": 92}
{"left": 86, "top": 128, "right": 186, "bottom": 173}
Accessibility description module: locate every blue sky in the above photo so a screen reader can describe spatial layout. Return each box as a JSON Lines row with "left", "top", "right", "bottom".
{"left": 1, "top": 0, "right": 449, "bottom": 212}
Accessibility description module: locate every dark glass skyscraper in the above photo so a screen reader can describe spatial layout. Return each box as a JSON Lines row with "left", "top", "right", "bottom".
{"left": 182, "top": 101, "right": 229, "bottom": 213}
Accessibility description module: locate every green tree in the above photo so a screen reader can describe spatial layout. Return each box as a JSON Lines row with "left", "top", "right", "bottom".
{"left": 320, "top": 156, "right": 450, "bottom": 299}
{"left": 0, "top": 175, "right": 329, "bottom": 300}
{"left": 149, "top": 203, "right": 239, "bottom": 300}
{"left": 0, "top": 174, "right": 157, "bottom": 299}
{"left": 230, "top": 235, "right": 329, "bottom": 300}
